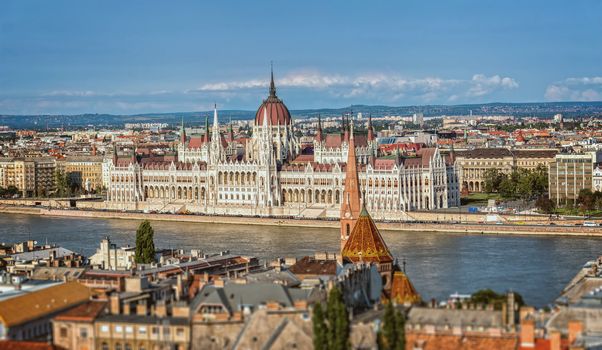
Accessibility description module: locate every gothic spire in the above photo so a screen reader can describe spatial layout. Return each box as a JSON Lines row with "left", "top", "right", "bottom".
{"left": 340, "top": 115, "right": 362, "bottom": 252}
{"left": 269, "top": 61, "right": 277, "bottom": 98}
{"left": 180, "top": 116, "right": 187, "bottom": 145}
{"left": 316, "top": 114, "right": 323, "bottom": 142}
{"left": 367, "top": 114, "right": 375, "bottom": 141}
{"left": 204, "top": 115, "right": 210, "bottom": 143}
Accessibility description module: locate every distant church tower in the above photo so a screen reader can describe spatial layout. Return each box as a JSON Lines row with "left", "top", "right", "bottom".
{"left": 340, "top": 121, "right": 362, "bottom": 252}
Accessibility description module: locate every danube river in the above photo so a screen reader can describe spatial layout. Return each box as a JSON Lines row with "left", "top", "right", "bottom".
{"left": 1, "top": 213, "right": 601, "bottom": 307}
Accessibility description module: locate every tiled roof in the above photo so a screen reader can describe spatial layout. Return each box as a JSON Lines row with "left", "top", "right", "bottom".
{"left": 0, "top": 341, "right": 60, "bottom": 350}
{"left": 0, "top": 282, "right": 91, "bottom": 327}
{"left": 390, "top": 271, "right": 421, "bottom": 304}
{"left": 455, "top": 148, "right": 514, "bottom": 159}
{"left": 405, "top": 333, "right": 518, "bottom": 350}
{"left": 341, "top": 206, "right": 393, "bottom": 264}
{"left": 187, "top": 136, "right": 207, "bottom": 149}
{"left": 288, "top": 256, "right": 338, "bottom": 276}
{"left": 54, "top": 300, "right": 107, "bottom": 322}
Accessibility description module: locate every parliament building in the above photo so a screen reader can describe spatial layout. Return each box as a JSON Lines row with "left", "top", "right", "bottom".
{"left": 106, "top": 71, "right": 460, "bottom": 219}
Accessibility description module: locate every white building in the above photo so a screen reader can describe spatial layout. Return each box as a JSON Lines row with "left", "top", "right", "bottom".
{"left": 89, "top": 237, "right": 135, "bottom": 270}
{"left": 105, "top": 72, "right": 460, "bottom": 219}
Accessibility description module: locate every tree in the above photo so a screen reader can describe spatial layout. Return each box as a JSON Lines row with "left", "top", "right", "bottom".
{"left": 54, "top": 169, "right": 70, "bottom": 197}
{"left": 470, "top": 289, "right": 524, "bottom": 311}
{"left": 326, "top": 286, "right": 350, "bottom": 350}
{"left": 535, "top": 196, "right": 555, "bottom": 214}
{"left": 312, "top": 303, "right": 327, "bottom": 350}
{"left": 312, "top": 286, "right": 350, "bottom": 350}
{"left": 577, "top": 189, "right": 595, "bottom": 212}
{"left": 378, "top": 302, "right": 405, "bottom": 350}
{"left": 135, "top": 220, "right": 156, "bottom": 264}
{"left": 483, "top": 169, "right": 506, "bottom": 193}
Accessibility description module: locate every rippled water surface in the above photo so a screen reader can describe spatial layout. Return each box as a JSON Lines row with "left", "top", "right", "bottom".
{"left": 1, "top": 213, "right": 601, "bottom": 307}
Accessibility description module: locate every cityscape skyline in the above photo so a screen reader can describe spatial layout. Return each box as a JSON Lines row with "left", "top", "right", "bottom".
{"left": 1, "top": 0, "right": 601, "bottom": 115}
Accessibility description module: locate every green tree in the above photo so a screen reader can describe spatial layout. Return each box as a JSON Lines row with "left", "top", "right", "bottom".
{"left": 326, "top": 286, "right": 350, "bottom": 350}
{"left": 54, "top": 169, "right": 70, "bottom": 197}
{"left": 378, "top": 302, "right": 405, "bottom": 350}
{"left": 483, "top": 169, "right": 506, "bottom": 193}
{"left": 312, "top": 286, "right": 350, "bottom": 350}
{"left": 135, "top": 220, "right": 156, "bottom": 264}
{"left": 577, "top": 189, "right": 595, "bottom": 212}
{"left": 535, "top": 196, "right": 555, "bottom": 214}
{"left": 312, "top": 303, "right": 327, "bottom": 350}
{"left": 470, "top": 289, "right": 524, "bottom": 311}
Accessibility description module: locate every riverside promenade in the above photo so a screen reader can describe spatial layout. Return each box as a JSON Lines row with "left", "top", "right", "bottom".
{"left": 1, "top": 203, "right": 602, "bottom": 237}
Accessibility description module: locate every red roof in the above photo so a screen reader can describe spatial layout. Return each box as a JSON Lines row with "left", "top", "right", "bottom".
{"left": 187, "top": 136, "right": 207, "bottom": 149}
{"left": 0, "top": 341, "right": 60, "bottom": 350}
{"left": 54, "top": 300, "right": 106, "bottom": 322}
{"left": 255, "top": 99, "right": 291, "bottom": 126}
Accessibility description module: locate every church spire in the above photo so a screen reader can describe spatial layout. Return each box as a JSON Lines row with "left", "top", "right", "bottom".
{"left": 180, "top": 117, "right": 187, "bottom": 145}
{"left": 343, "top": 114, "right": 349, "bottom": 142}
{"left": 269, "top": 61, "right": 276, "bottom": 98}
{"left": 112, "top": 144, "right": 118, "bottom": 165}
{"left": 204, "top": 115, "right": 210, "bottom": 143}
{"left": 228, "top": 117, "right": 234, "bottom": 142}
{"left": 316, "top": 114, "right": 323, "bottom": 142}
{"left": 367, "top": 114, "right": 375, "bottom": 141}
{"left": 340, "top": 114, "right": 362, "bottom": 252}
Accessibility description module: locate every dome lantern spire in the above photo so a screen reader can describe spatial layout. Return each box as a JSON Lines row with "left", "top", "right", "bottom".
{"left": 269, "top": 61, "right": 277, "bottom": 98}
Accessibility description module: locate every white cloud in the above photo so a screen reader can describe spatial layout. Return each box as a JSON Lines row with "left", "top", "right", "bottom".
{"left": 2, "top": 72, "right": 521, "bottom": 114}
{"left": 545, "top": 76, "right": 602, "bottom": 102}
{"left": 467, "top": 74, "right": 519, "bottom": 97}
{"left": 193, "top": 72, "right": 516, "bottom": 103}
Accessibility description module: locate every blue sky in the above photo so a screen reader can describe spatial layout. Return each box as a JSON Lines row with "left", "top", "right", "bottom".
{"left": 0, "top": 0, "right": 601, "bottom": 115}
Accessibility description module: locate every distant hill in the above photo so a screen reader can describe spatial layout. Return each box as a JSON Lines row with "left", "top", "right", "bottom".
{"left": 1, "top": 101, "right": 601, "bottom": 129}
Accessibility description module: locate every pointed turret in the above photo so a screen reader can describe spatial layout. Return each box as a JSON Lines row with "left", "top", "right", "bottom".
{"left": 212, "top": 104, "right": 219, "bottom": 134}
{"left": 342, "top": 204, "right": 394, "bottom": 264}
{"left": 112, "top": 144, "right": 118, "bottom": 165}
{"left": 367, "top": 114, "right": 375, "bottom": 141}
{"left": 343, "top": 114, "right": 349, "bottom": 142}
{"left": 228, "top": 117, "right": 234, "bottom": 142}
{"left": 210, "top": 104, "right": 223, "bottom": 163}
{"left": 315, "top": 115, "right": 323, "bottom": 142}
{"left": 204, "top": 115, "right": 210, "bottom": 143}
{"left": 269, "top": 61, "right": 277, "bottom": 98}
{"left": 179, "top": 117, "right": 187, "bottom": 145}
{"left": 340, "top": 116, "right": 362, "bottom": 252}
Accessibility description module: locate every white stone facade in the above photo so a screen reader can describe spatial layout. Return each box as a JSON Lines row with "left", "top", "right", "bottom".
{"left": 106, "top": 106, "right": 460, "bottom": 219}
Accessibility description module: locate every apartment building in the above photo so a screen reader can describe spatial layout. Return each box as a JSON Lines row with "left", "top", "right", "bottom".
{"left": 548, "top": 151, "right": 602, "bottom": 205}
{"left": 57, "top": 155, "right": 104, "bottom": 192}
{"left": 0, "top": 157, "right": 56, "bottom": 197}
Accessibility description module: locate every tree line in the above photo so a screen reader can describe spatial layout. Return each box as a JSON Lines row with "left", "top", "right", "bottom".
{"left": 483, "top": 164, "right": 548, "bottom": 201}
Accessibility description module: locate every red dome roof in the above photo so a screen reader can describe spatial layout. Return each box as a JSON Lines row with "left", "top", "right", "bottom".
{"left": 254, "top": 70, "right": 292, "bottom": 126}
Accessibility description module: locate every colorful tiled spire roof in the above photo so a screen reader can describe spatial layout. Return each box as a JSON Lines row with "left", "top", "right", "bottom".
{"left": 341, "top": 204, "right": 394, "bottom": 264}
{"left": 390, "top": 271, "right": 421, "bottom": 304}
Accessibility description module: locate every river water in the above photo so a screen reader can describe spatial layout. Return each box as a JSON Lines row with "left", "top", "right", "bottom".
{"left": 1, "top": 213, "right": 600, "bottom": 307}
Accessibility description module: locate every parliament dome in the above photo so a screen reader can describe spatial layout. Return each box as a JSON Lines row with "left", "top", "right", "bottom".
{"left": 254, "top": 70, "right": 292, "bottom": 126}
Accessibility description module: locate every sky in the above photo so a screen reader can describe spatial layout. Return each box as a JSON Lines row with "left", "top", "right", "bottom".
{"left": 0, "top": 0, "right": 601, "bottom": 115}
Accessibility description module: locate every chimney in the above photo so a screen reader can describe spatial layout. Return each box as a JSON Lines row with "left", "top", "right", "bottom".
{"left": 506, "top": 292, "right": 516, "bottom": 330}
{"left": 568, "top": 320, "right": 583, "bottom": 345}
{"left": 520, "top": 319, "right": 535, "bottom": 348}
{"left": 155, "top": 301, "right": 167, "bottom": 318}
{"left": 136, "top": 302, "right": 147, "bottom": 316}
{"left": 549, "top": 330, "right": 561, "bottom": 350}
{"left": 109, "top": 294, "right": 120, "bottom": 314}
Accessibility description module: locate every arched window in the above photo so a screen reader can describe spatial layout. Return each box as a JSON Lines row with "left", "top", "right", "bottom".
{"left": 346, "top": 224, "right": 350, "bottom": 237}
{"left": 101, "top": 343, "right": 109, "bottom": 350}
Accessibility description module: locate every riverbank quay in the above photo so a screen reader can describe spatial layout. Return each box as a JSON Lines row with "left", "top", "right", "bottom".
{"left": 2, "top": 204, "right": 602, "bottom": 237}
